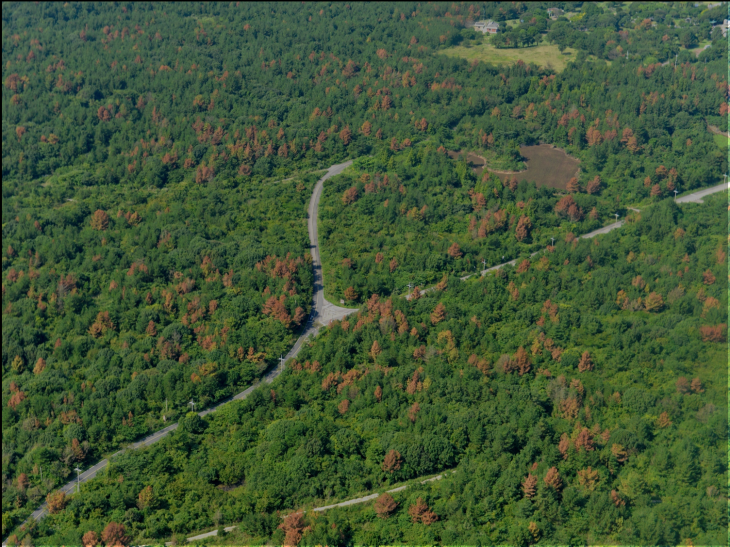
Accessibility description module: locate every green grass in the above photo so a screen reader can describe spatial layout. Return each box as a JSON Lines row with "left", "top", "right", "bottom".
{"left": 440, "top": 41, "right": 580, "bottom": 73}
{"left": 712, "top": 133, "right": 729, "bottom": 150}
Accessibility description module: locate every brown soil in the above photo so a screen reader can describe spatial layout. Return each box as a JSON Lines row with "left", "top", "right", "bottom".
{"left": 449, "top": 144, "right": 580, "bottom": 190}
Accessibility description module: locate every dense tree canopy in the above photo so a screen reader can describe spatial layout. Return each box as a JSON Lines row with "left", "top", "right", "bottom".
{"left": 2, "top": 1, "right": 727, "bottom": 543}
{"left": 16, "top": 195, "right": 728, "bottom": 546}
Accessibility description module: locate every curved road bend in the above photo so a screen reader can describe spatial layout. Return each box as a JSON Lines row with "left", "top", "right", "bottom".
{"left": 15, "top": 160, "right": 358, "bottom": 533}
{"left": 177, "top": 181, "right": 730, "bottom": 545}
{"left": 13, "top": 175, "right": 727, "bottom": 536}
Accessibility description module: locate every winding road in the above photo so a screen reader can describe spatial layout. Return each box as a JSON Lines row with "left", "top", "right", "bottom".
{"left": 8, "top": 171, "right": 726, "bottom": 543}
{"left": 173, "top": 181, "right": 728, "bottom": 545}
{"left": 13, "top": 160, "right": 358, "bottom": 535}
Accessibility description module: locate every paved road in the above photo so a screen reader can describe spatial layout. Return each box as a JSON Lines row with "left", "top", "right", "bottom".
{"left": 676, "top": 182, "right": 728, "bottom": 204}
{"left": 10, "top": 175, "right": 725, "bottom": 544}
{"left": 12, "top": 160, "right": 358, "bottom": 538}
{"left": 177, "top": 178, "right": 728, "bottom": 543}
{"left": 412, "top": 181, "right": 727, "bottom": 297}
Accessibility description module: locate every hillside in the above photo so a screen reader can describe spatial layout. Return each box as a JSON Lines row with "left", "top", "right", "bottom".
{"left": 2, "top": 1, "right": 728, "bottom": 544}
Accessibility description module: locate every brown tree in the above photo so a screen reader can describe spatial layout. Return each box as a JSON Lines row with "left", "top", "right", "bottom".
{"left": 389, "top": 257, "right": 398, "bottom": 273}
{"left": 543, "top": 467, "right": 562, "bottom": 491}
{"left": 554, "top": 195, "right": 577, "bottom": 217}
{"left": 278, "top": 512, "right": 307, "bottom": 546}
{"left": 515, "top": 215, "right": 532, "bottom": 241}
{"left": 644, "top": 292, "right": 664, "bottom": 312}
{"left": 408, "top": 497, "right": 438, "bottom": 524}
{"left": 575, "top": 428, "right": 595, "bottom": 451}
{"left": 430, "top": 302, "right": 446, "bottom": 324}
{"left": 33, "top": 357, "right": 46, "bottom": 375}
{"left": 344, "top": 286, "right": 358, "bottom": 301}
{"left": 522, "top": 474, "right": 537, "bottom": 498}
{"left": 101, "top": 522, "right": 129, "bottom": 547}
{"left": 339, "top": 125, "right": 352, "bottom": 145}
{"left": 577, "top": 467, "right": 599, "bottom": 491}
{"left": 578, "top": 351, "right": 593, "bottom": 372}
{"left": 342, "top": 186, "right": 358, "bottom": 204}
{"left": 97, "top": 107, "right": 111, "bottom": 122}
{"left": 566, "top": 177, "right": 580, "bottom": 193}
{"left": 650, "top": 184, "right": 662, "bottom": 197}
{"left": 507, "top": 346, "right": 531, "bottom": 376}
{"left": 370, "top": 340, "right": 382, "bottom": 360}
{"left": 46, "top": 491, "right": 67, "bottom": 514}
{"left": 82, "top": 531, "right": 100, "bottom": 547}
{"left": 675, "top": 376, "right": 690, "bottom": 394}
{"left": 17, "top": 473, "right": 29, "bottom": 491}
{"left": 361, "top": 120, "right": 371, "bottom": 135}
{"left": 610, "top": 490, "right": 626, "bottom": 507}
{"left": 338, "top": 399, "right": 350, "bottom": 414}
{"left": 702, "top": 270, "right": 716, "bottom": 285}
{"left": 699, "top": 324, "right": 726, "bottom": 342}
{"left": 408, "top": 402, "right": 420, "bottom": 422}
{"left": 374, "top": 385, "right": 383, "bottom": 402}
{"left": 145, "top": 321, "right": 157, "bottom": 337}
{"left": 447, "top": 242, "right": 463, "bottom": 258}
{"left": 382, "top": 449, "right": 403, "bottom": 473}
{"left": 374, "top": 493, "right": 398, "bottom": 519}
{"left": 690, "top": 377, "right": 703, "bottom": 393}
{"left": 586, "top": 176, "right": 600, "bottom": 194}
{"left": 91, "top": 210, "right": 110, "bottom": 231}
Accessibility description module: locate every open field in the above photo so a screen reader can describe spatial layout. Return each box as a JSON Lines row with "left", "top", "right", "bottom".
{"left": 448, "top": 144, "right": 580, "bottom": 190}
{"left": 440, "top": 41, "right": 580, "bottom": 72}
{"left": 502, "top": 144, "right": 581, "bottom": 189}
{"left": 713, "top": 133, "right": 729, "bottom": 149}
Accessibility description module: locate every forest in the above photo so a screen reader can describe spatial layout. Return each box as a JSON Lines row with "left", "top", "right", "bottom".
{"left": 2, "top": 1, "right": 728, "bottom": 544}
{"left": 12, "top": 194, "right": 727, "bottom": 546}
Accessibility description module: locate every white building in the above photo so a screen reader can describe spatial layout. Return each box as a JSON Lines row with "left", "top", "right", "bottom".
{"left": 473, "top": 20, "right": 500, "bottom": 34}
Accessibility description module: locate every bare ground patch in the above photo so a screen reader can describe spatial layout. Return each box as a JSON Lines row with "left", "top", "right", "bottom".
{"left": 449, "top": 144, "right": 580, "bottom": 190}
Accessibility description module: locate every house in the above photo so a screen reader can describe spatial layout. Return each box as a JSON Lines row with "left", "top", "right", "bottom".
{"left": 473, "top": 20, "right": 500, "bottom": 34}
{"left": 547, "top": 7, "right": 564, "bottom": 20}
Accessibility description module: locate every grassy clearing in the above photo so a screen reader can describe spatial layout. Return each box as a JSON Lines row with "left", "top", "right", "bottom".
{"left": 712, "top": 133, "right": 729, "bottom": 150}
{"left": 439, "top": 40, "right": 581, "bottom": 73}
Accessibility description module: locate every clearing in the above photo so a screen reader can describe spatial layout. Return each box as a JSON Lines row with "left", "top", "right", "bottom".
{"left": 440, "top": 41, "right": 580, "bottom": 73}
{"left": 450, "top": 145, "right": 581, "bottom": 190}
{"left": 713, "top": 133, "right": 729, "bottom": 150}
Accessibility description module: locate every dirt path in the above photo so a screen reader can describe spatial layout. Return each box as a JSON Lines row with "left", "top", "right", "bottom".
{"left": 176, "top": 472, "right": 456, "bottom": 544}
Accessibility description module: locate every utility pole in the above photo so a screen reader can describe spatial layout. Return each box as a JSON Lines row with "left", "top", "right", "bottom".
{"left": 724, "top": 173, "right": 728, "bottom": 185}
{"left": 550, "top": 237, "right": 555, "bottom": 246}
{"left": 188, "top": 399, "right": 195, "bottom": 413}
{"left": 482, "top": 259, "right": 487, "bottom": 270}
{"left": 407, "top": 283, "right": 413, "bottom": 292}
{"left": 674, "top": 189, "right": 678, "bottom": 200}
{"left": 279, "top": 355, "right": 286, "bottom": 369}
{"left": 615, "top": 213, "right": 619, "bottom": 223}
{"left": 74, "top": 467, "right": 82, "bottom": 493}
{"left": 674, "top": 53, "right": 678, "bottom": 69}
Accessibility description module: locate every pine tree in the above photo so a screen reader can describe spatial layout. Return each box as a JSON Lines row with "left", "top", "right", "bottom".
{"left": 543, "top": 467, "right": 562, "bottom": 491}
{"left": 522, "top": 474, "right": 537, "bottom": 498}
{"left": 382, "top": 449, "right": 402, "bottom": 473}
{"left": 374, "top": 493, "right": 397, "bottom": 519}
{"left": 430, "top": 302, "right": 446, "bottom": 324}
